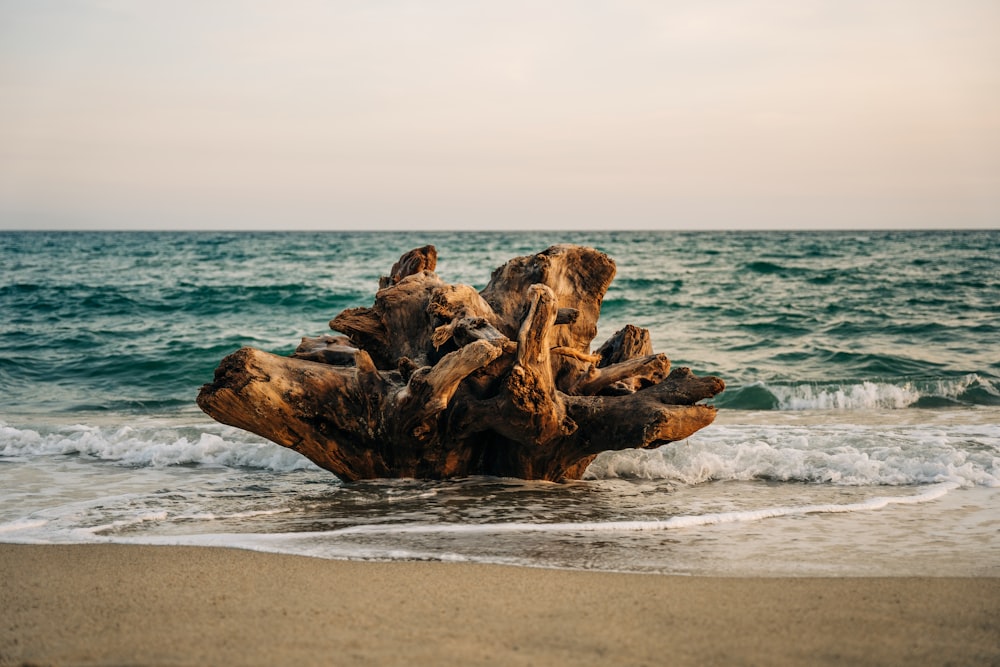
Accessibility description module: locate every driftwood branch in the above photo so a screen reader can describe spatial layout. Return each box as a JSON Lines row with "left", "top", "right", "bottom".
{"left": 198, "top": 244, "right": 724, "bottom": 481}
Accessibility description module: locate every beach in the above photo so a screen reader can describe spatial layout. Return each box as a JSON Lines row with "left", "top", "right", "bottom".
{"left": 2, "top": 232, "right": 998, "bottom": 664}
{"left": 2, "top": 544, "right": 997, "bottom": 667}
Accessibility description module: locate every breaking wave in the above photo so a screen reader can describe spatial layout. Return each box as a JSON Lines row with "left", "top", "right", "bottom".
{"left": 0, "top": 422, "right": 316, "bottom": 472}
{"left": 4, "top": 417, "right": 997, "bottom": 490}
{"left": 713, "top": 374, "right": 1000, "bottom": 410}
{"left": 587, "top": 422, "right": 1000, "bottom": 487}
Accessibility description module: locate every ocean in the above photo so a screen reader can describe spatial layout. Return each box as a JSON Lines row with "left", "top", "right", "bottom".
{"left": 1, "top": 230, "right": 998, "bottom": 576}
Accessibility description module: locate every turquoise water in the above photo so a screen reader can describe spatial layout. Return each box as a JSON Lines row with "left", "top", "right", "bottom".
{"left": 2, "top": 230, "right": 997, "bottom": 415}
{"left": 1, "top": 230, "right": 998, "bottom": 574}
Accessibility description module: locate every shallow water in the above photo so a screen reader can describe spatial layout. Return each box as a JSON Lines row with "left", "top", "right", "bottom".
{"left": 1, "top": 230, "right": 998, "bottom": 574}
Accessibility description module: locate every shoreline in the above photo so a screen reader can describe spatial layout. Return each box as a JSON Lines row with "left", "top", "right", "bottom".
{"left": 2, "top": 544, "right": 998, "bottom": 666}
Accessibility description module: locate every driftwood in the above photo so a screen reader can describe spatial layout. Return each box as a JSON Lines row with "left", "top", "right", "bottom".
{"left": 197, "top": 244, "right": 724, "bottom": 481}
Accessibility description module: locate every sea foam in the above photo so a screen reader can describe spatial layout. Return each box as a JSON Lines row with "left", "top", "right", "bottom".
{"left": 3, "top": 419, "right": 997, "bottom": 488}
{"left": 0, "top": 422, "right": 316, "bottom": 472}
{"left": 586, "top": 423, "right": 1000, "bottom": 487}
{"left": 715, "top": 374, "right": 999, "bottom": 410}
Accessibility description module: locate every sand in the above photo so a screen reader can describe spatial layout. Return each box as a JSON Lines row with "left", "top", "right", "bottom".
{"left": 1, "top": 544, "right": 997, "bottom": 667}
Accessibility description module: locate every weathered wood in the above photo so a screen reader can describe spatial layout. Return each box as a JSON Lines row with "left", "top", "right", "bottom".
{"left": 198, "top": 244, "right": 725, "bottom": 481}
{"left": 597, "top": 324, "right": 653, "bottom": 366}
{"left": 292, "top": 334, "right": 357, "bottom": 365}
{"left": 379, "top": 244, "right": 437, "bottom": 289}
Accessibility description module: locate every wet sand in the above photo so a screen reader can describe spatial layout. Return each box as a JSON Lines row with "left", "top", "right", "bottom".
{"left": 2, "top": 544, "right": 997, "bottom": 666}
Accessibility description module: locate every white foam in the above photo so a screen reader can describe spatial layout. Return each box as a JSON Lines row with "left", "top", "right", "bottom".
{"left": 754, "top": 374, "right": 998, "bottom": 410}
{"left": 0, "top": 422, "right": 318, "bottom": 472}
{"left": 0, "top": 519, "right": 49, "bottom": 534}
{"left": 84, "top": 511, "right": 170, "bottom": 535}
{"left": 585, "top": 422, "right": 1000, "bottom": 487}
{"left": 3, "top": 417, "right": 997, "bottom": 489}
{"left": 771, "top": 381, "right": 921, "bottom": 410}
{"left": 175, "top": 508, "right": 292, "bottom": 521}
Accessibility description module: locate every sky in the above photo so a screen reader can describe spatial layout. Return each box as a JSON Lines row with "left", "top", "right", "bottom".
{"left": 1, "top": 1, "right": 998, "bottom": 231}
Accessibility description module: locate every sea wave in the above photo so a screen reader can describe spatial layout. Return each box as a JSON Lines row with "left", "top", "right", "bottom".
{"left": 4, "top": 415, "right": 997, "bottom": 489}
{"left": 0, "top": 422, "right": 316, "bottom": 472}
{"left": 713, "top": 374, "right": 999, "bottom": 410}
{"left": 586, "top": 422, "right": 1000, "bottom": 487}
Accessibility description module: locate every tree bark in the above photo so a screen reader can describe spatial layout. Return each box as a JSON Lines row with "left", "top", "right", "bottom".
{"left": 198, "top": 244, "right": 724, "bottom": 481}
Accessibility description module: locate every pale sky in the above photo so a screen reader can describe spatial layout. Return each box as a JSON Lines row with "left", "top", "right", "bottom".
{"left": 1, "top": 1, "right": 998, "bottom": 231}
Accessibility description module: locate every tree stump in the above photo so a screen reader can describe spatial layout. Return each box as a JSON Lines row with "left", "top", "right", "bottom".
{"left": 197, "top": 244, "right": 724, "bottom": 481}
